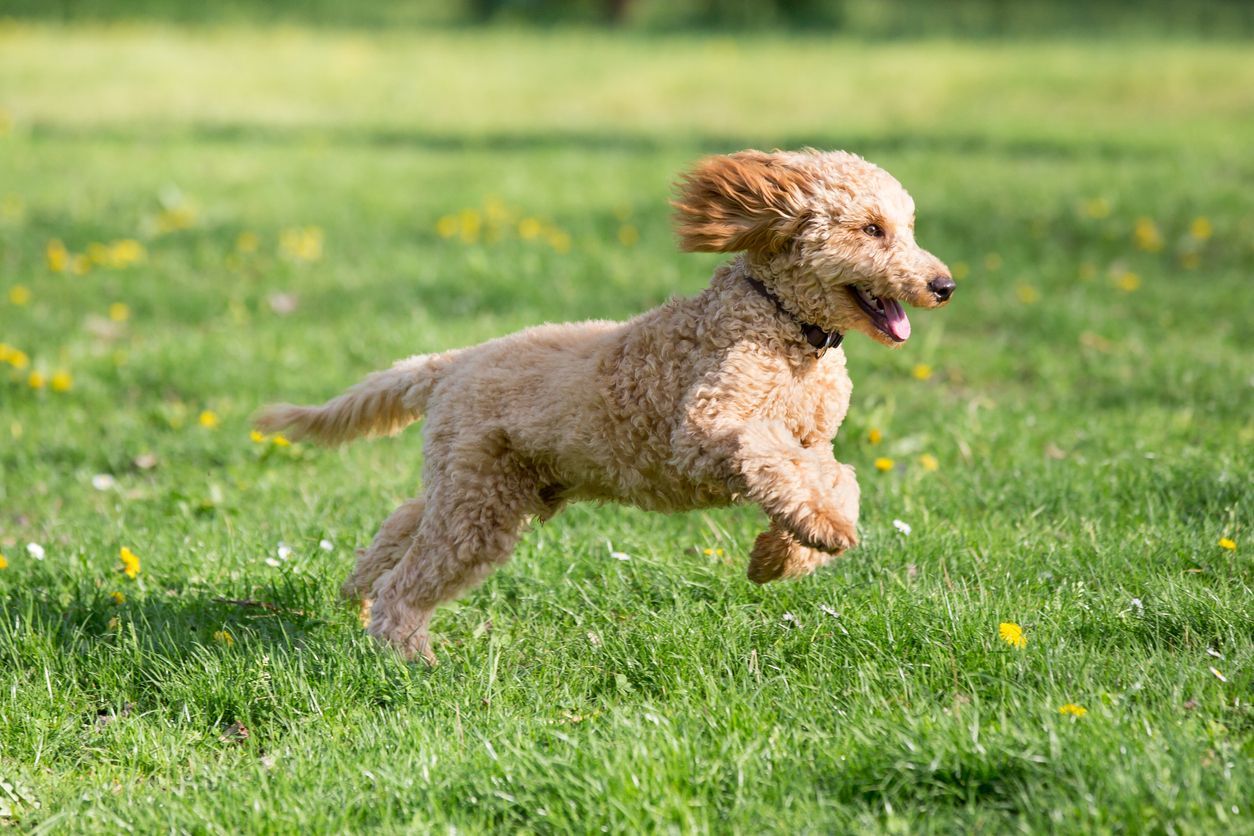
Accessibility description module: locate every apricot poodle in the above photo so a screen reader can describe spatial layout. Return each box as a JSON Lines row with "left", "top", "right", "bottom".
{"left": 256, "top": 149, "right": 954, "bottom": 662}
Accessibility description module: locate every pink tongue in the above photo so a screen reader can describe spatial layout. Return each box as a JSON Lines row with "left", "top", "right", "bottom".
{"left": 882, "top": 298, "right": 911, "bottom": 341}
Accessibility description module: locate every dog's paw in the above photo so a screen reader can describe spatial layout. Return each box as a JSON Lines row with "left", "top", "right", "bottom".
{"left": 787, "top": 504, "right": 858, "bottom": 554}
{"left": 367, "top": 605, "right": 437, "bottom": 666}
{"left": 748, "top": 525, "right": 839, "bottom": 583}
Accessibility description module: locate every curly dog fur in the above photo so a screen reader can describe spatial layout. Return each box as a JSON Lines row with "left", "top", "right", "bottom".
{"left": 256, "top": 149, "right": 953, "bottom": 662}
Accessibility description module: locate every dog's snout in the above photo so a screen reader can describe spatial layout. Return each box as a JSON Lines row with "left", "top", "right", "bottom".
{"left": 927, "top": 275, "right": 956, "bottom": 302}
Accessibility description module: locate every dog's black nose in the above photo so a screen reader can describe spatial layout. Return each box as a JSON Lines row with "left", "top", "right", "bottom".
{"left": 928, "top": 276, "right": 956, "bottom": 302}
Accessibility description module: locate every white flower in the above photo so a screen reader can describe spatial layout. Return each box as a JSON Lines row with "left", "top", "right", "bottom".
{"left": 264, "top": 557, "right": 281, "bottom": 568}
{"left": 91, "top": 474, "right": 117, "bottom": 491}
{"left": 609, "top": 551, "right": 630, "bottom": 561}
{"left": 1130, "top": 598, "right": 1144, "bottom": 612}
{"left": 277, "top": 543, "right": 292, "bottom": 561}
{"left": 319, "top": 539, "right": 333, "bottom": 552}
{"left": 892, "top": 519, "right": 912, "bottom": 536}
{"left": 819, "top": 604, "right": 840, "bottom": 618}
{"left": 1206, "top": 647, "right": 1223, "bottom": 659}
{"left": 27, "top": 542, "right": 45, "bottom": 560}
{"left": 782, "top": 612, "right": 797, "bottom": 626}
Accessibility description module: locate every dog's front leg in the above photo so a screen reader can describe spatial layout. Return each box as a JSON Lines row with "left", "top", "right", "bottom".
{"left": 729, "top": 420, "right": 860, "bottom": 558}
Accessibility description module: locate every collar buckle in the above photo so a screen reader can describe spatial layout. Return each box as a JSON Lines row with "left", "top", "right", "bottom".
{"left": 745, "top": 275, "right": 843, "bottom": 358}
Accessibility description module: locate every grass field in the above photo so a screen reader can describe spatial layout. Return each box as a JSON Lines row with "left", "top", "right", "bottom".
{"left": 1, "top": 23, "right": 1252, "bottom": 832}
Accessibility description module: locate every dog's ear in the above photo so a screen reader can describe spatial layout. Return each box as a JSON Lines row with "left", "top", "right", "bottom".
{"left": 672, "top": 151, "right": 811, "bottom": 254}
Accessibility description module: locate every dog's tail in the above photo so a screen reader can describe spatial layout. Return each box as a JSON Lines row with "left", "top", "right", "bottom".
{"left": 253, "top": 351, "right": 457, "bottom": 446}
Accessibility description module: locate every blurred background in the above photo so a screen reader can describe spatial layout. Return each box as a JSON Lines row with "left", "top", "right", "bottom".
{"left": 5, "top": 0, "right": 1254, "bottom": 34}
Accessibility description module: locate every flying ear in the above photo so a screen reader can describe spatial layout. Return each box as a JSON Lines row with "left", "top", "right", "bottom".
{"left": 672, "top": 150, "right": 811, "bottom": 254}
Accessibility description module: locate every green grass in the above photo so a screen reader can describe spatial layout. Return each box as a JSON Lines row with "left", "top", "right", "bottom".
{"left": 1, "top": 23, "right": 1252, "bottom": 833}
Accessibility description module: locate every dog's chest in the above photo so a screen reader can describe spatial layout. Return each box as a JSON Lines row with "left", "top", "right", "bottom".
{"left": 769, "top": 353, "right": 852, "bottom": 444}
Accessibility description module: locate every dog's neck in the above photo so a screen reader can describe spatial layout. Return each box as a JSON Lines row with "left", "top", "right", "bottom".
{"left": 737, "top": 268, "right": 843, "bottom": 358}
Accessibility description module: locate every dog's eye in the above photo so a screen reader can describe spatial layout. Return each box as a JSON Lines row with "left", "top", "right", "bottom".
{"left": 863, "top": 223, "right": 884, "bottom": 239}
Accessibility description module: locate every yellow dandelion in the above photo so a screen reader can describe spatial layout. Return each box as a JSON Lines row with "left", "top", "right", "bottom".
{"left": 998, "top": 622, "right": 1026, "bottom": 649}
{"left": 46, "top": 239, "right": 69, "bottom": 272}
{"left": 617, "top": 224, "right": 639, "bottom": 247}
{"left": 482, "top": 196, "right": 508, "bottom": 222}
{"left": 87, "top": 242, "right": 111, "bottom": 265}
{"left": 8, "top": 284, "right": 30, "bottom": 305}
{"left": 912, "top": 364, "right": 933, "bottom": 381}
{"left": 156, "top": 205, "right": 197, "bottom": 233}
{"left": 701, "top": 547, "right": 725, "bottom": 557}
{"left": 1133, "top": 217, "right": 1163, "bottom": 252}
{"left": 1058, "top": 703, "right": 1087, "bottom": 717}
{"left": 119, "top": 546, "right": 141, "bottom": 580}
{"left": 517, "top": 217, "right": 542, "bottom": 240}
{"left": 250, "top": 429, "right": 268, "bottom": 444}
{"left": 27, "top": 370, "right": 45, "bottom": 389}
{"left": 1081, "top": 197, "right": 1111, "bottom": 219}
{"left": 110, "top": 591, "right": 125, "bottom": 605}
{"left": 271, "top": 433, "right": 291, "bottom": 447}
{"left": 109, "top": 239, "right": 146, "bottom": 268}
{"left": 984, "top": 253, "right": 1003, "bottom": 271}
{"left": 918, "top": 453, "right": 939, "bottom": 472}
{"left": 1189, "top": 217, "right": 1212, "bottom": 240}
{"left": 951, "top": 261, "right": 969, "bottom": 281}
{"left": 874, "top": 457, "right": 894, "bottom": 472}
{"left": 1016, "top": 284, "right": 1040, "bottom": 304}
{"left": 0, "top": 553, "right": 7, "bottom": 570}
{"left": 547, "top": 230, "right": 572, "bottom": 254}
{"left": 49, "top": 370, "right": 72, "bottom": 392}
{"left": 236, "top": 231, "right": 260, "bottom": 253}
{"left": 867, "top": 428, "right": 883, "bottom": 445}
{"left": 1116, "top": 272, "right": 1141, "bottom": 293}
{"left": 457, "top": 210, "right": 481, "bottom": 244}
{"left": 198, "top": 410, "right": 220, "bottom": 429}
{"left": 7, "top": 348, "right": 29, "bottom": 369}
{"left": 109, "top": 302, "right": 130, "bottom": 322}
{"left": 1218, "top": 537, "right": 1236, "bottom": 551}
{"left": 435, "top": 215, "right": 458, "bottom": 238}
{"left": 279, "top": 226, "right": 324, "bottom": 262}
{"left": 213, "top": 630, "right": 235, "bottom": 647}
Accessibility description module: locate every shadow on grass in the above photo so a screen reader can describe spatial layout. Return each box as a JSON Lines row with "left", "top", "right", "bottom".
{"left": 0, "top": 576, "right": 430, "bottom": 730}
{"left": 823, "top": 743, "right": 1043, "bottom": 814}
{"left": 26, "top": 121, "right": 1172, "bottom": 161}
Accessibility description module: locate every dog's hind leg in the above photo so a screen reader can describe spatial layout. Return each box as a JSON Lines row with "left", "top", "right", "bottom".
{"left": 343, "top": 497, "right": 426, "bottom": 625}
{"left": 366, "top": 453, "right": 543, "bottom": 664}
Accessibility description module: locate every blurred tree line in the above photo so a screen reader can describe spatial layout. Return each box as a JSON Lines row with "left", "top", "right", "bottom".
{"left": 3, "top": 0, "right": 1252, "bottom": 35}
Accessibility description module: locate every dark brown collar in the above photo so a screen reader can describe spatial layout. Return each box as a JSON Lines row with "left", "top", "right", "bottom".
{"left": 744, "top": 275, "right": 843, "bottom": 357}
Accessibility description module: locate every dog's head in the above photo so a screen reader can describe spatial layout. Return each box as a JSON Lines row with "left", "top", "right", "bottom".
{"left": 673, "top": 149, "right": 953, "bottom": 346}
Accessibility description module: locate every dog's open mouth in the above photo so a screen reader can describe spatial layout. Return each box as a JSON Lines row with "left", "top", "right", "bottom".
{"left": 846, "top": 285, "right": 911, "bottom": 342}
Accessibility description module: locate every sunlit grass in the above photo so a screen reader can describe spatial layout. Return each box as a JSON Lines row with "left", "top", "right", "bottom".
{"left": 0, "top": 22, "right": 1251, "bottom": 832}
